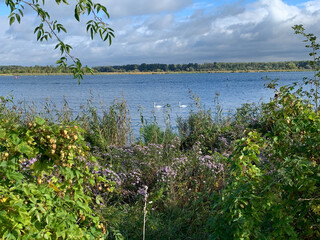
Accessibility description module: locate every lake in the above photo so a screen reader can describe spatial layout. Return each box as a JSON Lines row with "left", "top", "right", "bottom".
{"left": 0, "top": 71, "right": 314, "bottom": 134}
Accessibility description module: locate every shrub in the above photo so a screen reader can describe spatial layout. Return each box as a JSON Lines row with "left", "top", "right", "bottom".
{"left": 0, "top": 98, "right": 115, "bottom": 239}
{"left": 209, "top": 88, "right": 320, "bottom": 240}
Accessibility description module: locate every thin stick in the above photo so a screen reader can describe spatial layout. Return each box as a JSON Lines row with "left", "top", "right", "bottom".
{"left": 143, "top": 185, "right": 148, "bottom": 240}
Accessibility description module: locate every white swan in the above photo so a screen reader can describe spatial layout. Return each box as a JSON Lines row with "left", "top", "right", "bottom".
{"left": 179, "top": 102, "right": 187, "bottom": 108}
{"left": 153, "top": 102, "right": 163, "bottom": 108}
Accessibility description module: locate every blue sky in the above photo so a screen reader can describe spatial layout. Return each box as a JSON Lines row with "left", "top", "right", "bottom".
{"left": 0, "top": 0, "right": 319, "bottom": 66}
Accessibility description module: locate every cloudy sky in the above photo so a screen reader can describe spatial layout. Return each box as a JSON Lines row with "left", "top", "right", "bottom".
{"left": 0, "top": 0, "right": 319, "bottom": 66}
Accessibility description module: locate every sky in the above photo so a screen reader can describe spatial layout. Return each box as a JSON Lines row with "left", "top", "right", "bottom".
{"left": 0, "top": 0, "right": 319, "bottom": 66}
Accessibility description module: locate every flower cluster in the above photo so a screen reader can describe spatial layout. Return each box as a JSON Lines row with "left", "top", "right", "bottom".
{"left": 137, "top": 185, "right": 148, "bottom": 198}
{"left": 92, "top": 137, "right": 227, "bottom": 202}
{"left": 100, "top": 167, "right": 122, "bottom": 185}
{"left": 198, "top": 155, "right": 224, "bottom": 174}
{"left": 21, "top": 157, "right": 39, "bottom": 171}
{"left": 157, "top": 166, "right": 177, "bottom": 182}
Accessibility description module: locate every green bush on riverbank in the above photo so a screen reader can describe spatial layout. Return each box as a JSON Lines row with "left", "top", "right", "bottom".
{"left": 1, "top": 76, "right": 320, "bottom": 239}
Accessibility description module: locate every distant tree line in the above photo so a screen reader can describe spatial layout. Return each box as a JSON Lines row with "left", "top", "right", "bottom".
{"left": 0, "top": 61, "right": 319, "bottom": 75}
{"left": 0, "top": 65, "right": 72, "bottom": 74}
{"left": 93, "top": 61, "right": 319, "bottom": 72}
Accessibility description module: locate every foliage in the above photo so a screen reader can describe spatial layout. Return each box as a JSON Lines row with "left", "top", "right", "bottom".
{"left": 1, "top": 69, "right": 320, "bottom": 239}
{"left": 5, "top": 0, "right": 114, "bottom": 82}
{"left": 209, "top": 86, "right": 320, "bottom": 239}
{"left": 177, "top": 94, "right": 240, "bottom": 156}
{"left": 293, "top": 24, "right": 320, "bottom": 110}
{"left": 207, "top": 25, "right": 320, "bottom": 240}
{"left": 0, "top": 97, "right": 116, "bottom": 239}
{"left": 78, "top": 97, "right": 133, "bottom": 149}
{"left": 93, "top": 136, "right": 225, "bottom": 239}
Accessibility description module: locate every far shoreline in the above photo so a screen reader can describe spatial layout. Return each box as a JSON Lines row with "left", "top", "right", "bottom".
{"left": 0, "top": 69, "right": 314, "bottom": 77}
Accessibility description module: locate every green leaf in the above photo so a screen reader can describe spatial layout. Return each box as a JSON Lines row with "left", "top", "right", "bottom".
{"left": 90, "top": 28, "right": 94, "bottom": 40}
{"left": 109, "top": 35, "right": 112, "bottom": 45}
{"left": 86, "top": 24, "right": 91, "bottom": 32}
{"left": 86, "top": 3, "right": 92, "bottom": 14}
{"left": 74, "top": 7, "right": 80, "bottom": 21}
{"left": 109, "top": 30, "right": 115, "bottom": 38}
{"left": 35, "top": 210, "right": 41, "bottom": 222}
{"left": 60, "top": 25, "right": 67, "bottom": 33}
{"left": 6, "top": 171, "right": 24, "bottom": 181}
{"left": 11, "top": 134, "right": 21, "bottom": 145}
{"left": 96, "top": 195, "right": 103, "bottom": 205}
{"left": 18, "top": 9, "right": 24, "bottom": 17}
{"left": 37, "top": 31, "right": 41, "bottom": 40}
{"left": 35, "top": 117, "right": 46, "bottom": 126}
{"left": 9, "top": 16, "right": 15, "bottom": 25}
{"left": 17, "top": 142, "right": 32, "bottom": 155}
{"left": 0, "top": 128, "right": 6, "bottom": 139}
{"left": 16, "top": 14, "right": 21, "bottom": 23}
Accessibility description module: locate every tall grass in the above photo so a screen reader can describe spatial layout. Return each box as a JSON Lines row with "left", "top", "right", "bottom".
{"left": 78, "top": 96, "right": 133, "bottom": 148}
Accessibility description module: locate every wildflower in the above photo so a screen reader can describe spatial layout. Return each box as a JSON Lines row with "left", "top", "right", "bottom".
{"left": 138, "top": 185, "right": 148, "bottom": 198}
{"left": 21, "top": 156, "right": 39, "bottom": 170}
{"left": 198, "top": 155, "right": 224, "bottom": 173}
{"left": 158, "top": 166, "right": 177, "bottom": 182}
{"left": 101, "top": 167, "right": 122, "bottom": 185}
{"left": 219, "top": 136, "right": 229, "bottom": 147}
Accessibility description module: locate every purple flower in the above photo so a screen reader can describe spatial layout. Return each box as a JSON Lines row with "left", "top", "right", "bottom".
{"left": 198, "top": 155, "right": 224, "bottom": 174}
{"left": 101, "top": 167, "right": 122, "bottom": 185}
{"left": 138, "top": 185, "right": 148, "bottom": 197}
{"left": 21, "top": 157, "right": 39, "bottom": 170}
{"left": 218, "top": 137, "right": 229, "bottom": 147}
{"left": 158, "top": 166, "right": 177, "bottom": 182}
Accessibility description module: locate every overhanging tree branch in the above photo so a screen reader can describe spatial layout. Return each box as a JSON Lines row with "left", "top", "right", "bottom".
{"left": 5, "top": 0, "right": 114, "bottom": 83}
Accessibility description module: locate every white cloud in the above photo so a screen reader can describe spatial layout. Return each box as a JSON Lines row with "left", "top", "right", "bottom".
{"left": 303, "top": 0, "right": 320, "bottom": 13}
{"left": 104, "top": 0, "right": 193, "bottom": 17}
{"left": 0, "top": 0, "right": 320, "bottom": 66}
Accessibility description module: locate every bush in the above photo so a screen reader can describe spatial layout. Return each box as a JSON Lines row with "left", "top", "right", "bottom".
{"left": 209, "top": 88, "right": 320, "bottom": 239}
{"left": 0, "top": 98, "right": 115, "bottom": 239}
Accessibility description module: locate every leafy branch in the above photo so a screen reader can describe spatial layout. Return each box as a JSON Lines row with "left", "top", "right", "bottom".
{"left": 5, "top": 0, "right": 114, "bottom": 83}
{"left": 293, "top": 24, "right": 320, "bottom": 110}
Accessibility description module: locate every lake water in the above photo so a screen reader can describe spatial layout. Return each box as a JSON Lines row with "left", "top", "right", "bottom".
{"left": 0, "top": 71, "right": 314, "bottom": 134}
